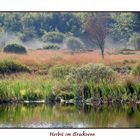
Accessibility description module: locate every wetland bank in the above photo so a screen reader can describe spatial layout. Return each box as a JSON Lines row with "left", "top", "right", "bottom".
{"left": 1, "top": 12, "right": 140, "bottom": 128}
{"left": 1, "top": 50, "right": 140, "bottom": 105}
{"left": 1, "top": 50, "right": 140, "bottom": 128}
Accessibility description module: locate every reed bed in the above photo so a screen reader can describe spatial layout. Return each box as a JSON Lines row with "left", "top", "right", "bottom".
{"left": 0, "top": 49, "right": 140, "bottom": 104}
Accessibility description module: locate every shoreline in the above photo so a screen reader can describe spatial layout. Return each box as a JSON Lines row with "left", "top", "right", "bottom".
{"left": 0, "top": 98, "right": 140, "bottom": 105}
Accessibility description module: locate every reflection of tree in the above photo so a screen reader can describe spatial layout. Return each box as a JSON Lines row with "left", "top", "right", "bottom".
{"left": 126, "top": 106, "right": 135, "bottom": 126}
{"left": 137, "top": 104, "right": 140, "bottom": 111}
{"left": 127, "top": 106, "right": 134, "bottom": 118}
{"left": 0, "top": 104, "right": 140, "bottom": 127}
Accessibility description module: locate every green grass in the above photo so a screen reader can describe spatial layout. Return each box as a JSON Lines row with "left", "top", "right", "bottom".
{"left": 131, "top": 61, "right": 140, "bottom": 76}
{"left": 0, "top": 77, "right": 53, "bottom": 101}
{"left": 0, "top": 75, "right": 139, "bottom": 103}
{"left": 0, "top": 58, "right": 30, "bottom": 74}
{"left": 0, "top": 60, "right": 140, "bottom": 103}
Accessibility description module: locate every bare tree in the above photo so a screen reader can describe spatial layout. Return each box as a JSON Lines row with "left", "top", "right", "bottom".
{"left": 85, "top": 14, "right": 108, "bottom": 59}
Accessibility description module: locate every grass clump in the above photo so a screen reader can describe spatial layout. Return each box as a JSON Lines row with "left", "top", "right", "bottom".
{"left": 131, "top": 61, "right": 140, "bottom": 76}
{"left": 0, "top": 59, "right": 30, "bottom": 74}
{"left": 3, "top": 43, "right": 27, "bottom": 54}
{"left": 49, "top": 65, "right": 75, "bottom": 78}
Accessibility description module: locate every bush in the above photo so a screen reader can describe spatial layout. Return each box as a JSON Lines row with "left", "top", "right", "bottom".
{"left": 128, "top": 33, "right": 140, "bottom": 50}
{"left": 67, "top": 64, "right": 115, "bottom": 83}
{"left": 49, "top": 63, "right": 115, "bottom": 83}
{"left": 20, "top": 30, "right": 37, "bottom": 42}
{"left": 131, "top": 61, "right": 140, "bottom": 76}
{"left": 3, "top": 43, "right": 27, "bottom": 54}
{"left": 0, "top": 59, "right": 30, "bottom": 74}
{"left": 111, "top": 65, "right": 131, "bottom": 74}
{"left": 43, "top": 44, "right": 60, "bottom": 50}
{"left": 42, "top": 32, "right": 66, "bottom": 43}
{"left": 64, "top": 37, "right": 85, "bottom": 51}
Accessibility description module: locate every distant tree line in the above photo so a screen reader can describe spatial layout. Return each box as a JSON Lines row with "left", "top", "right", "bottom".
{"left": 0, "top": 12, "right": 140, "bottom": 50}
{"left": 0, "top": 12, "right": 82, "bottom": 41}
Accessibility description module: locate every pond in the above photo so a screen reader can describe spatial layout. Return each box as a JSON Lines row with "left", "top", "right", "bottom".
{"left": 0, "top": 103, "right": 140, "bottom": 128}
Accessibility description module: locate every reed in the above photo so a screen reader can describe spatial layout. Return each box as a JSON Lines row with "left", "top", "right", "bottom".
{"left": 0, "top": 75, "right": 140, "bottom": 103}
{"left": 0, "top": 78, "right": 53, "bottom": 102}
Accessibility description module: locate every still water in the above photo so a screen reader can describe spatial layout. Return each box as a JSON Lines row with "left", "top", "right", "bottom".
{"left": 0, "top": 103, "right": 140, "bottom": 128}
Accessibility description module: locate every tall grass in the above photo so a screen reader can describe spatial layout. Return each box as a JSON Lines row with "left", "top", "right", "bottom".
{"left": 1, "top": 49, "right": 140, "bottom": 67}
{"left": 0, "top": 78, "right": 53, "bottom": 101}
{"left": 0, "top": 75, "right": 140, "bottom": 103}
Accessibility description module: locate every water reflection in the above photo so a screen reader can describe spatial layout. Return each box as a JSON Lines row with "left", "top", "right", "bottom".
{"left": 0, "top": 103, "right": 140, "bottom": 128}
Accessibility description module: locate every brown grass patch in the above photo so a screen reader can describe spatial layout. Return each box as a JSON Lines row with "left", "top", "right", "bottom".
{"left": 1, "top": 49, "right": 140, "bottom": 67}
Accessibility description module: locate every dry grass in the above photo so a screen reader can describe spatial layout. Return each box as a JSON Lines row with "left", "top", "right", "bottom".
{"left": 0, "top": 49, "right": 140, "bottom": 67}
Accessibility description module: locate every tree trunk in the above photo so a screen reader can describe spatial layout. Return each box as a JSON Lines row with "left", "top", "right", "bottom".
{"left": 101, "top": 48, "right": 104, "bottom": 59}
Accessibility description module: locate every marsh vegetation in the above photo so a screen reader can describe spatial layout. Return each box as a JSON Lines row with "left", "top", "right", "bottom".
{"left": 1, "top": 12, "right": 140, "bottom": 128}
{"left": 0, "top": 50, "right": 140, "bottom": 105}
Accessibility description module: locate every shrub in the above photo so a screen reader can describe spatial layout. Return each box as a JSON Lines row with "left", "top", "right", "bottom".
{"left": 3, "top": 43, "right": 27, "bottom": 54}
{"left": 0, "top": 59, "right": 30, "bottom": 74}
{"left": 20, "top": 30, "right": 37, "bottom": 42}
{"left": 131, "top": 61, "right": 140, "bottom": 76}
{"left": 111, "top": 65, "right": 131, "bottom": 74}
{"left": 42, "top": 32, "right": 66, "bottom": 43}
{"left": 67, "top": 64, "right": 116, "bottom": 83}
{"left": 64, "top": 37, "right": 85, "bottom": 51}
{"left": 43, "top": 44, "right": 60, "bottom": 50}
{"left": 49, "top": 63, "right": 115, "bottom": 83}
{"left": 128, "top": 32, "right": 140, "bottom": 50}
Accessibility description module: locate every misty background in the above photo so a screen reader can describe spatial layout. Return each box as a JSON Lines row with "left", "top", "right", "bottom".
{"left": 0, "top": 12, "right": 140, "bottom": 51}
